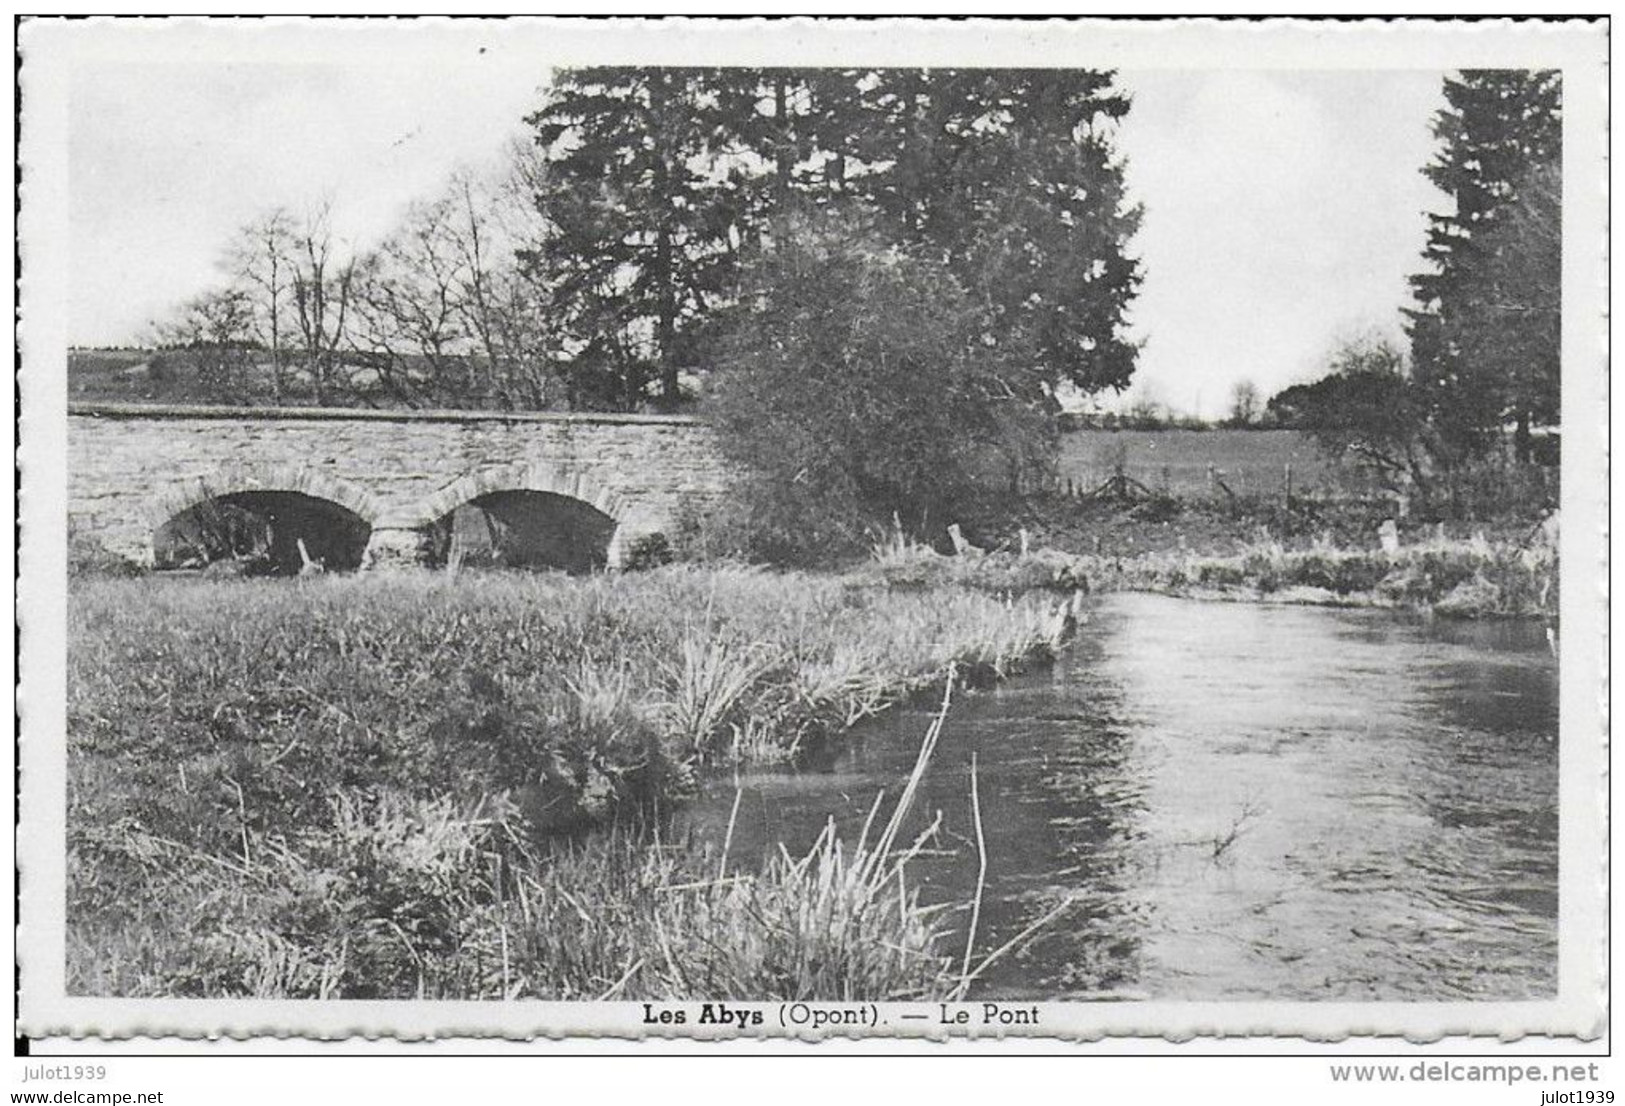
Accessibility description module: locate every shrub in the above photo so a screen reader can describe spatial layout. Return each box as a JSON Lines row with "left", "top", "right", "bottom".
{"left": 622, "top": 532, "right": 674, "bottom": 571}
{"left": 705, "top": 209, "right": 1056, "bottom": 567}
{"left": 67, "top": 526, "right": 143, "bottom": 578}
{"left": 1281, "top": 552, "right": 1392, "bottom": 595}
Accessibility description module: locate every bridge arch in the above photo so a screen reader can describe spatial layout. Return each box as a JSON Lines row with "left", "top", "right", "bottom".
{"left": 400, "top": 463, "right": 628, "bottom": 530}
{"left": 149, "top": 467, "right": 383, "bottom": 529}
{"left": 149, "top": 467, "right": 381, "bottom": 574}
{"left": 389, "top": 463, "right": 634, "bottom": 572}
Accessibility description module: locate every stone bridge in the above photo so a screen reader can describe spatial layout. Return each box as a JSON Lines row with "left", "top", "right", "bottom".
{"left": 68, "top": 403, "right": 738, "bottom": 572}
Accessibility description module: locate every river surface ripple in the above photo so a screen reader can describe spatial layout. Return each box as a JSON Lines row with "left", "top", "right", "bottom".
{"left": 680, "top": 593, "right": 1558, "bottom": 1001}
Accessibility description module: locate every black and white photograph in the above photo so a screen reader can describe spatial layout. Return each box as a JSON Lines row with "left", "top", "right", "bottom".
{"left": 14, "top": 14, "right": 1609, "bottom": 1076}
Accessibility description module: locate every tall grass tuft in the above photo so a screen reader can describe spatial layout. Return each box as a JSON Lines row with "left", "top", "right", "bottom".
{"left": 658, "top": 629, "right": 778, "bottom": 756}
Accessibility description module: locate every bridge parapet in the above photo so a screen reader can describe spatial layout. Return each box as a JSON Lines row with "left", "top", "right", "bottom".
{"left": 68, "top": 401, "right": 709, "bottom": 427}
{"left": 68, "top": 404, "right": 737, "bottom": 570}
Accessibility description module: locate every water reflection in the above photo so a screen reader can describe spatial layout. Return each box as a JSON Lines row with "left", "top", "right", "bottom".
{"left": 680, "top": 594, "right": 1558, "bottom": 1001}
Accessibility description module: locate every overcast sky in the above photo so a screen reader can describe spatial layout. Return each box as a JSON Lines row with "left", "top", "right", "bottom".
{"left": 66, "top": 58, "right": 1445, "bottom": 418}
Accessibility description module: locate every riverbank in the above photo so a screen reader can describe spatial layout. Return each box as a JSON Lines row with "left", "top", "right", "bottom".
{"left": 869, "top": 524, "right": 1556, "bottom": 621}
{"left": 68, "top": 567, "right": 1072, "bottom": 999}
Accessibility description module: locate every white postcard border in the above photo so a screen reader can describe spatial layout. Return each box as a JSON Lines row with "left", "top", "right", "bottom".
{"left": 16, "top": 15, "right": 1610, "bottom": 1044}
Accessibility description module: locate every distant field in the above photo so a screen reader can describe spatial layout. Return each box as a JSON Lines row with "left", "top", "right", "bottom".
{"left": 1057, "top": 429, "right": 1357, "bottom": 498}
{"left": 70, "top": 347, "right": 314, "bottom": 406}
{"left": 68, "top": 348, "right": 159, "bottom": 401}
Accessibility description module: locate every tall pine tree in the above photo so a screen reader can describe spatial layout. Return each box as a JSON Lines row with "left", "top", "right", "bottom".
{"left": 1406, "top": 69, "right": 1561, "bottom": 464}
{"left": 521, "top": 68, "right": 740, "bottom": 411}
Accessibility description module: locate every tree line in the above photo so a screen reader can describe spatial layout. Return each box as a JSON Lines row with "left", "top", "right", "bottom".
{"left": 156, "top": 67, "right": 1143, "bottom": 422}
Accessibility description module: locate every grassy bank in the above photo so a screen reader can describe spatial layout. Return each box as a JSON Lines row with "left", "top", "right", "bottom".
{"left": 868, "top": 527, "right": 1557, "bottom": 620}
{"left": 72, "top": 742, "right": 967, "bottom": 1002}
{"left": 68, "top": 567, "right": 1073, "bottom": 999}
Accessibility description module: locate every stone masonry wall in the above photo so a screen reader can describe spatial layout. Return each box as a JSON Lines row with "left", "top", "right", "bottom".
{"left": 68, "top": 404, "right": 738, "bottom": 568}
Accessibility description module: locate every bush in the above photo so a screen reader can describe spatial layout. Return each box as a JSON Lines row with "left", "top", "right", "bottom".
{"left": 705, "top": 209, "right": 1056, "bottom": 567}
{"left": 1416, "top": 459, "right": 1557, "bottom": 523}
{"left": 677, "top": 481, "right": 876, "bottom": 567}
{"left": 621, "top": 532, "right": 674, "bottom": 571}
{"left": 1281, "top": 551, "right": 1391, "bottom": 595}
{"left": 68, "top": 527, "right": 143, "bottom": 578}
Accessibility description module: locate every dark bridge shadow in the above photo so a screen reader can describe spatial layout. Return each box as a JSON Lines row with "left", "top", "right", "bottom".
{"left": 426, "top": 490, "right": 616, "bottom": 574}
{"left": 155, "top": 491, "right": 372, "bottom": 576}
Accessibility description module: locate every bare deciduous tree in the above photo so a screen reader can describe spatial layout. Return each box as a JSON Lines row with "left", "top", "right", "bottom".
{"left": 1227, "top": 379, "right": 1260, "bottom": 428}
{"left": 349, "top": 158, "right": 564, "bottom": 409}
{"left": 219, "top": 201, "right": 358, "bottom": 405}
{"left": 225, "top": 208, "right": 295, "bottom": 403}
{"left": 287, "top": 202, "right": 356, "bottom": 406}
{"left": 181, "top": 151, "right": 564, "bottom": 410}
{"left": 153, "top": 285, "right": 257, "bottom": 402}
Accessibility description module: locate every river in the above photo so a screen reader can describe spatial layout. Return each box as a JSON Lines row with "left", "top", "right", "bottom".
{"left": 679, "top": 593, "right": 1559, "bottom": 1001}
